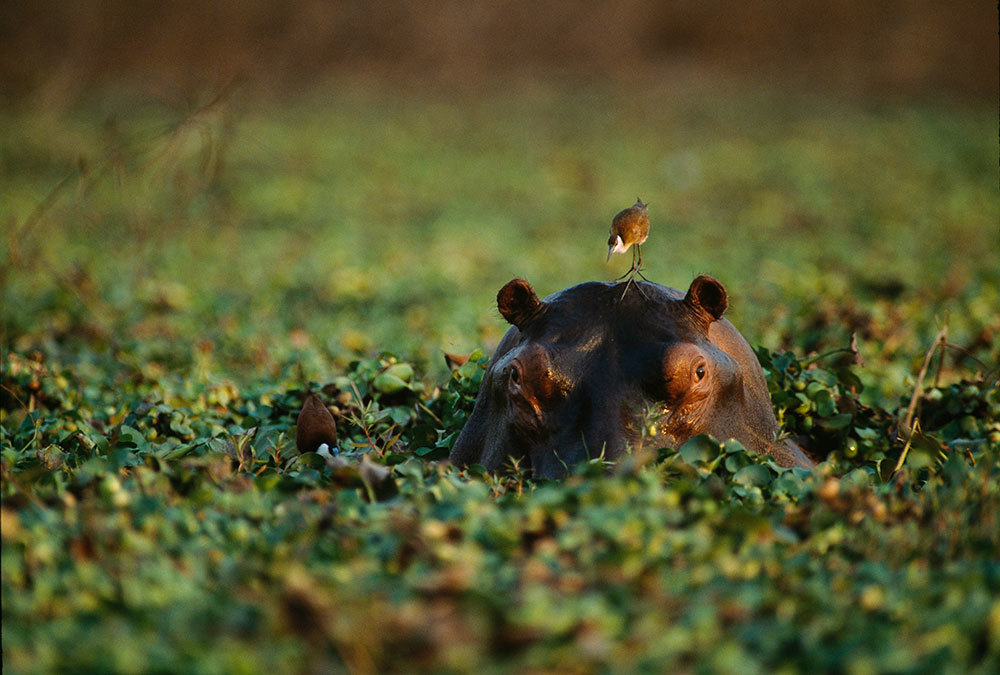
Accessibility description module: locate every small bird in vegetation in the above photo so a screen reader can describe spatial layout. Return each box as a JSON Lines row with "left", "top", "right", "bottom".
{"left": 296, "top": 393, "right": 338, "bottom": 459}
{"left": 607, "top": 197, "right": 650, "bottom": 298}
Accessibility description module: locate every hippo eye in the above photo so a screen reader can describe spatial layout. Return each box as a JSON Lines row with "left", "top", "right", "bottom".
{"left": 695, "top": 364, "right": 706, "bottom": 381}
{"left": 509, "top": 364, "right": 521, "bottom": 386}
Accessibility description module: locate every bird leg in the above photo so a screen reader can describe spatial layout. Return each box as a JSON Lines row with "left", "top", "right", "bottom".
{"left": 619, "top": 274, "right": 635, "bottom": 301}
{"left": 615, "top": 246, "right": 639, "bottom": 281}
{"left": 635, "top": 245, "right": 650, "bottom": 281}
{"left": 633, "top": 270, "right": 649, "bottom": 299}
{"left": 619, "top": 265, "right": 649, "bottom": 301}
{"left": 614, "top": 245, "right": 650, "bottom": 300}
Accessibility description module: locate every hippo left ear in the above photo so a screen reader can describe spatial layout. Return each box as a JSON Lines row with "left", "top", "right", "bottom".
{"left": 684, "top": 275, "right": 728, "bottom": 322}
{"left": 498, "top": 278, "right": 543, "bottom": 329}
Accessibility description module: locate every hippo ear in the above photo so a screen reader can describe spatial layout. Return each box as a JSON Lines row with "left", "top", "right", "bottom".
{"left": 498, "top": 278, "right": 543, "bottom": 329}
{"left": 684, "top": 275, "right": 728, "bottom": 322}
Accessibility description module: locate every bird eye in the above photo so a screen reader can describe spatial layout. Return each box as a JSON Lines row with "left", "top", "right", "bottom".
{"left": 695, "top": 364, "right": 706, "bottom": 381}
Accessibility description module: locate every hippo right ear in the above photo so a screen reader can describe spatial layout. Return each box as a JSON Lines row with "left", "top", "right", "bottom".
{"left": 684, "top": 275, "right": 728, "bottom": 322}
{"left": 498, "top": 278, "right": 543, "bottom": 329}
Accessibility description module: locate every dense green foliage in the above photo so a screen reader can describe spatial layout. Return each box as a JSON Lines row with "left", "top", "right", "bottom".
{"left": 3, "top": 84, "right": 998, "bottom": 672}
{"left": 3, "top": 346, "right": 999, "bottom": 672}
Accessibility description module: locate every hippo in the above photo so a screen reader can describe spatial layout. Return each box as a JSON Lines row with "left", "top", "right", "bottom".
{"left": 449, "top": 276, "right": 814, "bottom": 478}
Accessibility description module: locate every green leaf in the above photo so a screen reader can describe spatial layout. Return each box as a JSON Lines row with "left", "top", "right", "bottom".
{"left": 732, "top": 464, "right": 773, "bottom": 488}
{"left": 724, "top": 453, "right": 749, "bottom": 473}
{"left": 249, "top": 406, "right": 274, "bottom": 421}
{"left": 293, "top": 453, "right": 327, "bottom": 469}
{"left": 813, "top": 389, "right": 837, "bottom": 417}
{"left": 819, "top": 413, "right": 853, "bottom": 430}
{"left": 808, "top": 370, "right": 838, "bottom": 387}
{"left": 679, "top": 434, "right": 721, "bottom": 465}
{"left": 772, "top": 473, "right": 807, "bottom": 499}
{"left": 388, "top": 406, "right": 412, "bottom": 425}
{"left": 372, "top": 372, "right": 408, "bottom": 394}
{"left": 457, "top": 359, "right": 483, "bottom": 380}
{"left": 415, "top": 446, "right": 449, "bottom": 460}
{"left": 117, "top": 424, "right": 147, "bottom": 450}
{"left": 721, "top": 439, "right": 748, "bottom": 454}
{"left": 384, "top": 363, "right": 414, "bottom": 382}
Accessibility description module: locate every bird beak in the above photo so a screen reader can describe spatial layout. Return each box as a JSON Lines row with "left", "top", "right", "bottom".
{"left": 607, "top": 244, "right": 614, "bottom": 262}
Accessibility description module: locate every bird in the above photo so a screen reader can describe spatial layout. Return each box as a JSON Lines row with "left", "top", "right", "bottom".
{"left": 607, "top": 197, "right": 650, "bottom": 298}
{"left": 296, "top": 393, "right": 338, "bottom": 459}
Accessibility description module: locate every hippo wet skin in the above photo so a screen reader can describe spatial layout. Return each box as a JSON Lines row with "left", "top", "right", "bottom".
{"left": 449, "top": 276, "right": 814, "bottom": 478}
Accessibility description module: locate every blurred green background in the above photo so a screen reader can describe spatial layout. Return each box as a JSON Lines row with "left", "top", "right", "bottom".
{"left": 3, "top": 1, "right": 998, "bottom": 401}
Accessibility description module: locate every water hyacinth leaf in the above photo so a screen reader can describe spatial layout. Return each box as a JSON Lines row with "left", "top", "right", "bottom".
{"left": 255, "top": 471, "right": 281, "bottom": 491}
{"left": 457, "top": 358, "right": 484, "bottom": 381}
{"left": 373, "top": 372, "right": 408, "bottom": 394}
{"left": 806, "top": 381, "right": 826, "bottom": 398}
{"left": 855, "top": 427, "right": 880, "bottom": 441}
{"left": 414, "top": 446, "right": 448, "bottom": 459}
{"left": 283, "top": 468, "right": 322, "bottom": 488}
{"left": 722, "top": 439, "right": 748, "bottom": 455}
{"left": 724, "top": 453, "right": 750, "bottom": 473}
{"left": 436, "top": 431, "right": 459, "bottom": 450}
{"left": 679, "top": 434, "right": 721, "bottom": 465}
{"left": 771, "top": 473, "right": 807, "bottom": 499}
{"left": 116, "top": 425, "right": 148, "bottom": 450}
{"left": 819, "top": 413, "right": 853, "bottom": 430}
{"left": 384, "top": 363, "right": 414, "bottom": 382}
{"left": 110, "top": 448, "right": 143, "bottom": 468}
{"left": 772, "top": 353, "right": 793, "bottom": 373}
{"left": 248, "top": 406, "right": 274, "bottom": 421}
{"left": 466, "top": 463, "right": 489, "bottom": 477}
{"left": 836, "top": 369, "right": 864, "bottom": 393}
{"left": 808, "top": 370, "right": 838, "bottom": 387}
{"left": 72, "top": 457, "right": 109, "bottom": 485}
{"left": 159, "top": 442, "right": 195, "bottom": 461}
{"left": 388, "top": 407, "right": 412, "bottom": 425}
{"left": 293, "top": 453, "right": 327, "bottom": 470}
{"left": 169, "top": 419, "right": 194, "bottom": 437}
{"left": 354, "top": 358, "right": 382, "bottom": 379}
{"left": 813, "top": 389, "right": 837, "bottom": 417}
{"left": 841, "top": 467, "right": 876, "bottom": 487}
{"left": 732, "top": 464, "right": 773, "bottom": 488}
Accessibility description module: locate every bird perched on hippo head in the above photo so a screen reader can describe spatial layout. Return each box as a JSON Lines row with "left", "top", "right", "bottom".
{"left": 607, "top": 197, "right": 650, "bottom": 298}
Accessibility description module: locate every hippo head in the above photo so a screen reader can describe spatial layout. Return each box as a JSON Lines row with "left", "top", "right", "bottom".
{"left": 449, "top": 276, "right": 813, "bottom": 478}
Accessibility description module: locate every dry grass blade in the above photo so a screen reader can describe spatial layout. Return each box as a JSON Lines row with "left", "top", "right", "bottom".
{"left": 902, "top": 326, "right": 949, "bottom": 435}
{"left": 892, "top": 418, "right": 921, "bottom": 477}
{"left": 892, "top": 326, "right": 949, "bottom": 477}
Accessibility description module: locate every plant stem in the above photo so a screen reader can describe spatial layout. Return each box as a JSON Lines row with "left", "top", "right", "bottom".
{"left": 902, "top": 327, "right": 948, "bottom": 434}
{"left": 800, "top": 347, "right": 854, "bottom": 368}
